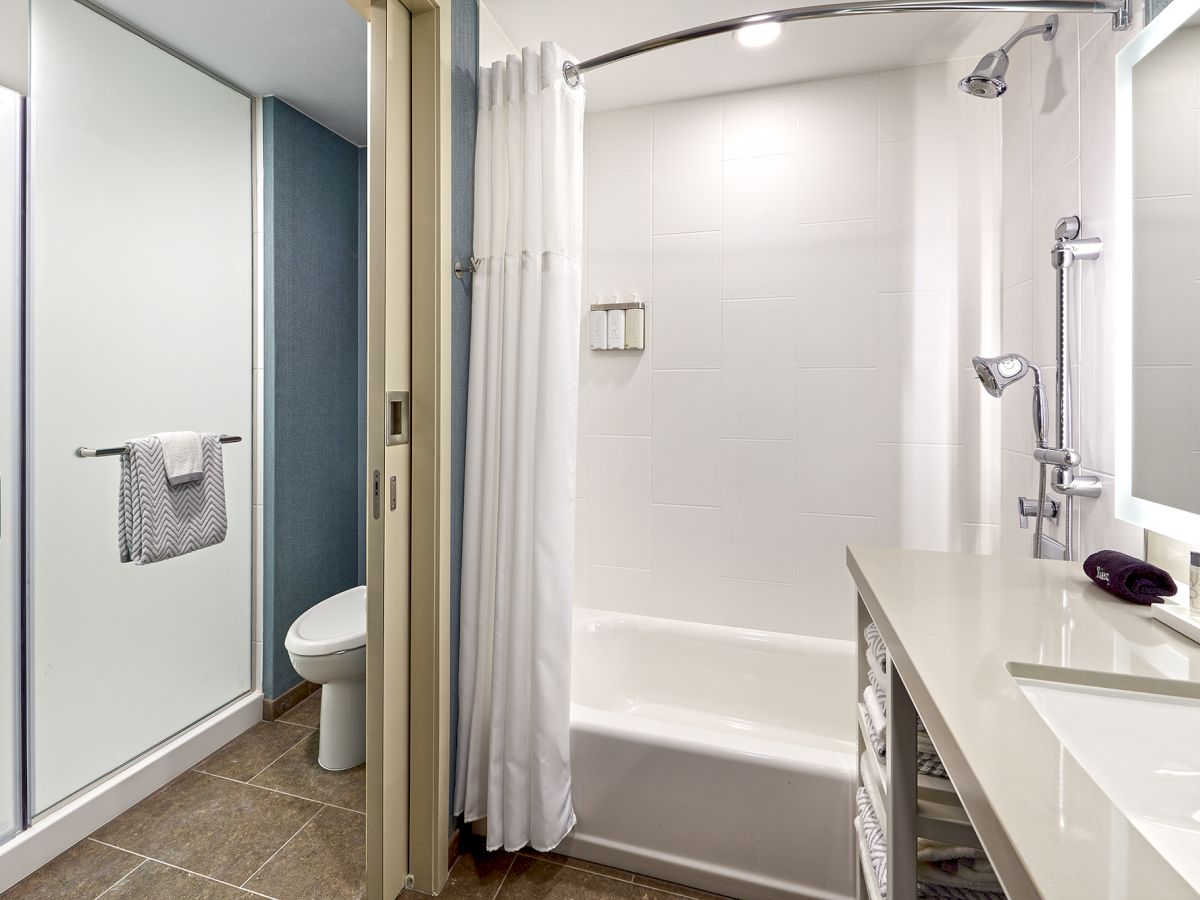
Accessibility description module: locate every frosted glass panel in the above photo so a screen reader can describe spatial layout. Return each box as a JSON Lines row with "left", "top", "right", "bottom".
{"left": 0, "top": 86, "right": 21, "bottom": 841}
{"left": 28, "top": 0, "right": 252, "bottom": 813}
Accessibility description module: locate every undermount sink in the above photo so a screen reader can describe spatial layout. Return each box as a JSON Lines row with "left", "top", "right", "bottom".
{"left": 1011, "top": 663, "right": 1200, "bottom": 891}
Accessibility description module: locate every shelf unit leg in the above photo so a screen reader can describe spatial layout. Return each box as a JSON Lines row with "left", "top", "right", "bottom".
{"left": 886, "top": 661, "right": 918, "bottom": 900}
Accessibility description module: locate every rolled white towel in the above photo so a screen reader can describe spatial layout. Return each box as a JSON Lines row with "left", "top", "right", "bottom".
{"left": 864, "top": 684, "right": 887, "bottom": 740}
{"left": 918, "top": 837, "right": 986, "bottom": 864}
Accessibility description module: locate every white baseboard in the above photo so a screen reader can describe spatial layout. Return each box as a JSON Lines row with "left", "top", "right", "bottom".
{"left": 0, "top": 691, "right": 262, "bottom": 892}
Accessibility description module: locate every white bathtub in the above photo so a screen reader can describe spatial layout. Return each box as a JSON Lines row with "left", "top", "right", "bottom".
{"left": 558, "top": 608, "right": 857, "bottom": 900}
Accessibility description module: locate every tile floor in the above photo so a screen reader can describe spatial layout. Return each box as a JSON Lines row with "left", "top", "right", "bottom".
{"left": 438, "top": 841, "right": 729, "bottom": 900}
{"left": 1, "top": 690, "right": 366, "bottom": 900}
{"left": 3, "top": 691, "right": 728, "bottom": 900}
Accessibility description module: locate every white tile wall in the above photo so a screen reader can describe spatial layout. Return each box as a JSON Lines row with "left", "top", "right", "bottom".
{"left": 579, "top": 61, "right": 1002, "bottom": 639}
{"left": 999, "top": 9, "right": 1146, "bottom": 560}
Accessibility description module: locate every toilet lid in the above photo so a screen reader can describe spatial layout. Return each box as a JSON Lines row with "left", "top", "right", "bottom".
{"left": 285, "top": 585, "right": 367, "bottom": 656}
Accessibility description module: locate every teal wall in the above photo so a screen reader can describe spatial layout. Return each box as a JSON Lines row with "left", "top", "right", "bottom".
{"left": 263, "top": 97, "right": 365, "bottom": 700}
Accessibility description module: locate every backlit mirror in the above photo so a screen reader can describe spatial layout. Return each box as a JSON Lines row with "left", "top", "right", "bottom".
{"left": 1117, "top": 0, "right": 1200, "bottom": 542}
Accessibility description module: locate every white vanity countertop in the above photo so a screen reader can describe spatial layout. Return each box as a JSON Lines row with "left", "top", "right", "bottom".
{"left": 847, "top": 545, "right": 1200, "bottom": 900}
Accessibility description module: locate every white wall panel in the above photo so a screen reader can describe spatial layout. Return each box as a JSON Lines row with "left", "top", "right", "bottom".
{"left": 28, "top": 0, "right": 252, "bottom": 813}
{"left": 0, "top": 85, "right": 21, "bottom": 841}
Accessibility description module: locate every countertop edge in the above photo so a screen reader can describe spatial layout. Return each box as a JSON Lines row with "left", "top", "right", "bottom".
{"left": 846, "top": 544, "right": 1042, "bottom": 900}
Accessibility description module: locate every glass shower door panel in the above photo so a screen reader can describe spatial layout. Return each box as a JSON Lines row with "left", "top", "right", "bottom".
{"left": 27, "top": 0, "right": 252, "bottom": 814}
{"left": 0, "top": 85, "right": 22, "bottom": 842}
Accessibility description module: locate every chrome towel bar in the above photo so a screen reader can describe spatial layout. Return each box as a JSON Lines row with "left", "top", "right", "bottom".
{"left": 76, "top": 434, "right": 243, "bottom": 458}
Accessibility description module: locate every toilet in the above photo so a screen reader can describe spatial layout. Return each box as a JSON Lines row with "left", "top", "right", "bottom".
{"left": 285, "top": 585, "right": 366, "bottom": 771}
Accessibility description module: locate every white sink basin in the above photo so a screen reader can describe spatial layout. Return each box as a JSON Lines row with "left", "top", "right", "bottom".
{"left": 1014, "top": 667, "right": 1200, "bottom": 891}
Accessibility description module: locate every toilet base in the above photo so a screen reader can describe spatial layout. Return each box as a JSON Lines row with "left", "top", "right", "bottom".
{"left": 318, "top": 678, "right": 366, "bottom": 771}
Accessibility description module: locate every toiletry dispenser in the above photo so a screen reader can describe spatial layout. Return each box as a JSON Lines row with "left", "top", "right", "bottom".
{"left": 589, "top": 294, "right": 645, "bottom": 351}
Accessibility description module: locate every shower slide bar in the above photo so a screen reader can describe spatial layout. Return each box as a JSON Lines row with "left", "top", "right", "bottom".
{"left": 562, "top": 0, "right": 1130, "bottom": 84}
{"left": 76, "top": 435, "right": 243, "bottom": 458}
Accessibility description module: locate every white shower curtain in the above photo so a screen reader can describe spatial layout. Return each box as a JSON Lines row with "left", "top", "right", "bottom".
{"left": 455, "top": 43, "right": 585, "bottom": 852}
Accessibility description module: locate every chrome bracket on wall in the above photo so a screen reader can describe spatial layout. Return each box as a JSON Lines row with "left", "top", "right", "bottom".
{"left": 453, "top": 257, "right": 481, "bottom": 279}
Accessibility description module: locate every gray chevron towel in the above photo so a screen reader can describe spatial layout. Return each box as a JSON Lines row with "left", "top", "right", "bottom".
{"left": 119, "top": 433, "right": 228, "bottom": 565}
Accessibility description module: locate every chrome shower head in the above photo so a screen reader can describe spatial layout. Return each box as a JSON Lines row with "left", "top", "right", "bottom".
{"left": 972, "top": 354, "right": 1028, "bottom": 397}
{"left": 959, "top": 50, "right": 1009, "bottom": 99}
{"left": 959, "top": 16, "right": 1057, "bottom": 100}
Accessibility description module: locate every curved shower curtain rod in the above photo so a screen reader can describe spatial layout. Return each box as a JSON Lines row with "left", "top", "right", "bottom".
{"left": 561, "top": 0, "right": 1130, "bottom": 84}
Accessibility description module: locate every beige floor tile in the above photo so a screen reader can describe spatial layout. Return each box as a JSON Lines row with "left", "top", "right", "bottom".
{"left": 194, "top": 721, "right": 311, "bottom": 782}
{"left": 0, "top": 839, "right": 140, "bottom": 900}
{"left": 91, "top": 770, "right": 320, "bottom": 885}
{"left": 250, "top": 731, "right": 365, "bottom": 812}
{"left": 244, "top": 805, "right": 366, "bottom": 900}
{"left": 103, "top": 861, "right": 249, "bottom": 899}
{"left": 277, "top": 691, "right": 322, "bottom": 729}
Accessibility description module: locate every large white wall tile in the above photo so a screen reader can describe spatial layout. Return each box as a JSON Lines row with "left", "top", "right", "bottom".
{"left": 877, "top": 137, "right": 961, "bottom": 293}
{"left": 876, "top": 292, "right": 960, "bottom": 444}
{"left": 722, "top": 298, "right": 798, "bottom": 439}
{"left": 723, "top": 84, "right": 797, "bottom": 159}
{"left": 962, "top": 523, "right": 1001, "bottom": 555}
{"left": 652, "top": 504, "right": 720, "bottom": 623}
{"left": 796, "top": 219, "right": 878, "bottom": 368}
{"left": 795, "top": 72, "right": 878, "bottom": 223}
{"left": 876, "top": 443, "right": 962, "bottom": 552}
{"left": 877, "top": 60, "right": 964, "bottom": 142}
{"left": 721, "top": 440, "right": 798, "bottom": 583}
{"left": 653, "top": 97, "right": 722, "bottom": 234}
{"left": 1079, "top": 32, "right": 1117, "bottom": 247}
{"left": 652, "top": 232, "right": 722, "bottom": 369}
{"left": 586, "top": 106, "right": 652, "bottom": 175}
{"left": 1001, "top": 31, "right": 1033, "bottom": 129}
{"left": 717, "top": 578, "right": 802, "bottom": 635}
{"left": 587, "top": 564, "right": 652, "bottom": 616}
{"left": 723, "top": 154, "right": 797, "bottom": 299}
{"left": 1001, "top": 108, "right": 1033, "bottom": 290}
{"left": 717, "top": 578, "right": 798, "bottom": 634}
{"left": 588, "top": 304, "right": 653, "bottom": 435}
{"left": 587, "top": 435, "right": 651, "bottom": 569}
{"left": 797, "top": 369, "right": 876, "bottom": 515}
{"left": 1030, "top": 11, "right": 1079, "bottom": 187}
{"left": 795, "top": 513, "right": 878, "bottom": 639}
{"left": 652, "top": 370, "right": 720, "bottom": 506}
{"left": 587, "top": 169, "right": 652, "bottom": 300}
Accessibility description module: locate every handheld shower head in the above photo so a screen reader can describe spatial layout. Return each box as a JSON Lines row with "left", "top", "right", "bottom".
{"left": 959, "top": 16, "right": 1057, "bottom": 99}
{"left": 972, "top": 354, "right": 1027, "bottom": 397}
{"left": 972, "top": 353, "right": 1048, "bottom": 449}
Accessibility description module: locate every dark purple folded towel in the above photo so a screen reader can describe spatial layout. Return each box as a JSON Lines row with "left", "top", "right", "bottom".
{"left": 1083, "top": 550, "right": 1177, "bottom": 605}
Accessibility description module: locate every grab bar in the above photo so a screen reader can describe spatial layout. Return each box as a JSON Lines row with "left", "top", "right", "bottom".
{"left": 76, "top": 434, "right": 243, "bottom": 458}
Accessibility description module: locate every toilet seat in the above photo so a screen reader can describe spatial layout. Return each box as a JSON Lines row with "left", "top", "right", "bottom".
{"left": 285, "top": 585, "right": 366, "bottom": 657}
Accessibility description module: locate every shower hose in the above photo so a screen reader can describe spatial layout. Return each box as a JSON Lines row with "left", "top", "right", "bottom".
{"left": 1033, "top": 463, "right": 1048, "bottom": 560}
{"left": 1033, "top": 463, "right": 1073, "bottom": 561}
